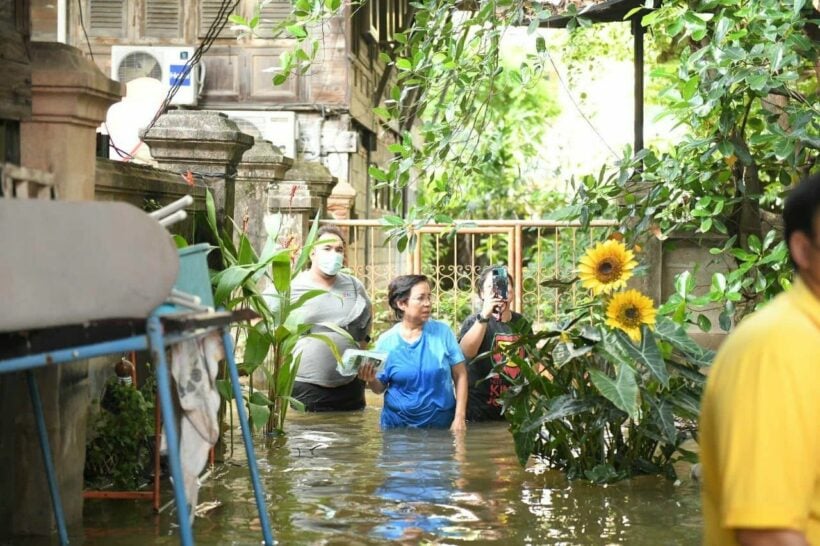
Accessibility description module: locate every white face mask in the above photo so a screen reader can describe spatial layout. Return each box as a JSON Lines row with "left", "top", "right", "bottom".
{"left": 316, "top": 250, "right": 344, "bottom": 276}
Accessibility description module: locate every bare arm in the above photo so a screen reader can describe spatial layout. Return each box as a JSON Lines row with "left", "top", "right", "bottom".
{"left": 357, "top": 361, "right": 386, "bottom": 394}
{"left": 735, "top": 529, "right": 809, "bottom": 546}
{"left": 459, "top": 297, "right": 503, "bottom": 358}
{"left": 450, "top": 362, "right": 468, "bottom": 432}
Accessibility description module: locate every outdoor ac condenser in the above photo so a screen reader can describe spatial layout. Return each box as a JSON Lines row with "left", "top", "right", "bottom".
{"left": 110, "top": 45, "right": 200, "bottom": 106}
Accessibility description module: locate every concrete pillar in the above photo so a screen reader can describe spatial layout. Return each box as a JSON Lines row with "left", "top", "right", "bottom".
{"left": 327, "top": 180, "right": 357, "bottom": 220}
{"left": 5, "top": 41, "right": 120, "bottom": 539}
{"left": 267, "top": 160, "right": 337, "bottom": 245}
{"left": 235, "top": 139, "right": 292, "bottom": 251}
{"left": 141, "top": 110, "right": 254, "bottom": 227}
{"left": 20, "top": 42, "right": 122, "bottom": 200}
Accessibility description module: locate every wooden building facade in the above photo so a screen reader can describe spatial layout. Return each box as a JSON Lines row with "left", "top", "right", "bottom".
{"left": 30, "top": 0, "right": 409, "bottom": 219}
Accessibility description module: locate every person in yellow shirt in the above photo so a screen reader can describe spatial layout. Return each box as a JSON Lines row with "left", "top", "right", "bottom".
{"left": 700, "top": 172, "right": 820, "bottom": 546}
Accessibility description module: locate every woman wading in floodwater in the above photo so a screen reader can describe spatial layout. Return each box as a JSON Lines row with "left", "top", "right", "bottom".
{"left": 358, "top": 275, "right": 468, "bottom": 431}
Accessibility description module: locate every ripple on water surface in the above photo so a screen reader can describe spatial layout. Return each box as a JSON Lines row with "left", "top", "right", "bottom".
{"left": 79, "top": 407, "right": 701, "bottom": 545}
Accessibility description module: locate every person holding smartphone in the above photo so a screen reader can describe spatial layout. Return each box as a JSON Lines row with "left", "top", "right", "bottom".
{"left": 458, "top": 265, "right": 531, "bottom": 422}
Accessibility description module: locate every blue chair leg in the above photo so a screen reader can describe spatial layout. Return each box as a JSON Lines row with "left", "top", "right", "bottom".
{"left": 146, "top": 315, "right": 194, "bottom": 546}
{"left": 26, "top": 370, "right": 70, "bottom": 546}
{"left": 221, "top": 328, "right": 274, "bottom": 546}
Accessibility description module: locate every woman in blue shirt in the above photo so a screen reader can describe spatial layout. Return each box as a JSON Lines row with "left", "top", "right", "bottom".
{"left": 359, "top": 275, "right": 468, "bottom": 431}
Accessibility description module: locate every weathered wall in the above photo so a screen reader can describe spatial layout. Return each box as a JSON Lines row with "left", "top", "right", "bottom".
{"left": 660, "top": 234, "right": 734, "bottom": 349}
{"left": 95, "top": 157, "right": 207, "bottom": 238}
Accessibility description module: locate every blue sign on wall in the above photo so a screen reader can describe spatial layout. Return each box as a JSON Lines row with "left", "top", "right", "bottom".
{"left": 169, "top": 64, "right": 191, "bottom": 87}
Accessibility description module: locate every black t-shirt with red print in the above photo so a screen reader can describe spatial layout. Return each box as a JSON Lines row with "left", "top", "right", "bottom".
{"left": 457, "top": 312, "right": 531, "bottom": 422}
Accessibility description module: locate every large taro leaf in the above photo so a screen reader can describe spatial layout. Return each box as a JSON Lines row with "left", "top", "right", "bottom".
{"left": 654, "top": 316, "right": 715, "bottom": 367}
{"left": 552, "top": 341, "right": 593, "bottom": 368}
{"left": 521, "top": 394, "right": 595, "bottom": 432}
{"left": 512, "top": 428, "right": 537, "bottom": 467}
{"left": 614, "top": 327, "right": 669, "bottom": 389}
{"left": 589, "top": 365, "right": 639, "bottom": 420}
{"left": 647, "top": 397, "right": 678, "bottom": 445}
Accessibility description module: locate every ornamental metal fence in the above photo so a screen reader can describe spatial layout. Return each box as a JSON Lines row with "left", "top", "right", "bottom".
{"left": 322, "top": 219, "right": 618, "bottom": 333}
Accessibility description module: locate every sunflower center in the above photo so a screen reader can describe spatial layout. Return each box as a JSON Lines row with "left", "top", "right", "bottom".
{"left": 620, "top": 306, "right": 642, "bottom": 327}
{"left": 594, "top": 258, "right": 622, "bottom": 283}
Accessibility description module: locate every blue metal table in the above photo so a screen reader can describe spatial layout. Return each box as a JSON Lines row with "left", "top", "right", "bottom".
{"left": 0, "top": 310, "right": 274, "bottom": 546}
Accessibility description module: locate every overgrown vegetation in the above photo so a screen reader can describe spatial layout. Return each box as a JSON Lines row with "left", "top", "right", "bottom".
{"left": 85, "top": 375, "right": 156, "bottom": 490}
{"left": 500, "top": 239, "right": 711, "bottom": 482}
{"left": 206, "top": 191, "right": 345, "bottom": 434}
{"left": 230, "top": 0, "right": 816, "bottom": 478}
{"left": 565, "top": 0, "right": 818, "bottom": 324}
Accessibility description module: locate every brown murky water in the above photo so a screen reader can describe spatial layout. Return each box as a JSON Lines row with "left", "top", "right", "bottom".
{"left": 74, "top": 405, "right": 700, "bottom": 545}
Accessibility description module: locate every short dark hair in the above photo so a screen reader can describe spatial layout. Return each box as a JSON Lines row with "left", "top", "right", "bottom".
{"left": 784, "top": 172, "right": 820, "bottom": 266}
{"left": 388, "top": 274, "right": 428, "bottom": 320}
{"left": 315, "top": 224, "right": 346, "bottom": 247}
{"left": 476, "top": 265, "right": 514, "bottom": 297}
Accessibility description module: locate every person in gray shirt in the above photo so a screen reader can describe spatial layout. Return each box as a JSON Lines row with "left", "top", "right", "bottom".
{"left": 286, "top": 225, "right": 372, "bottom": 411}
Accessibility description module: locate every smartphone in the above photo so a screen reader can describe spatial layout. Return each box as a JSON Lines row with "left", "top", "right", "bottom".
{"left": 492, "top": 267, "right": 508, "bottom": 300}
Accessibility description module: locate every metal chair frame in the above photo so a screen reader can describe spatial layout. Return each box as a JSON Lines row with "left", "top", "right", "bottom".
{"left": 0, "top": 312, "right": 274, "bottom": 546}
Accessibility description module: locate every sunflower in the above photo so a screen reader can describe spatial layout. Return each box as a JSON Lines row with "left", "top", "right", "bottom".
{"left": 605, "top": 290, "right": 657, "bottom": 341}
{"left": 577, "top": 240, "right": 637, "bottom": 295}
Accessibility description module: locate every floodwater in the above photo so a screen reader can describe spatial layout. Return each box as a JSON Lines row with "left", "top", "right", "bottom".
{"left": 77, "top": 403, "right": 701, "bottom": 545}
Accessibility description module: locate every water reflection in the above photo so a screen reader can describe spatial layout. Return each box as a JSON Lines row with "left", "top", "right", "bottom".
{"left": 371, "top": 428, "right": 477, "bottom": 542}
{"left": 78, "top": 408, "right": 701, "bottom": 545}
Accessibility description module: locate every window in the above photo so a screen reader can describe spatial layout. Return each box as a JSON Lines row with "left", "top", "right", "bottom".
{"left": 354, "top": 0, "right": 407, "bottom": 46}
{"left": 87, "top": 0, "right": 126, "bottom": 37}
{"left": 145, "top": 0, "right": 182, "bottom": 38}
{"left": 199, "top": 0, "right": 292, "bottom": 38}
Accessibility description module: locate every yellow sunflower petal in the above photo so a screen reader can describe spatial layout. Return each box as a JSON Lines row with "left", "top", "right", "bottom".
{"left": 605, "top": 289, "right": 656, "bottom": 340}
{"left": 576, "top": 240, "right": 639, "bottom": 295}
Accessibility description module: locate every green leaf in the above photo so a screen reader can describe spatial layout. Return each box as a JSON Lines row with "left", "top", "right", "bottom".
{"left": 271, "top": 252, "right": 292, "bottom": 294}
{"left": 747, "top": 234, "right": 762, "bottom": 254}
{"left": 551, "top": 341, "right": 593, "bottom": 368}
{"left": 249, "top": 391, "right": 274, "bottom": 407}
{"left": 589, "top": 366, "right": 639, "bottom": 419}
{"left": 214, "top": 265, "right": 253, "bottom": 305}
{"left": 172, "top": 234, "right": 189, "bottom": 248}
{"left": 205, "top": 189, "right": 218, "bottom": 240}
{"left": 244, "top": 326, "right": 271, "bottom": 368}
{"left": 521, "top": 395, "right": 594, "bottom": 432}
{"left": 247, "top": 402, "right": 271, "bottom": 431}
{"left": 369, "top": 165, "right": 388, "bottom": 181}
{"left": 654, "top": 316, "right": 714, "bottom": 367}
{"left": 291, "top": 288, "right": 327, "bottom": 310}
{"left": 614, "top": 327, "right": 669, "bottom": 388}
{"left": 718, "top": 311, "right": 733, "bottom": 332}
{"left": 215, "top": 378, "right": 233, "bottom": 401}
{"left": 649, "top": 399, "right": 678, "bottom": 445}
{"left": 237, "top": 233, "right": 257, "bottom": 266}
{"left": 293, "top": 211, "right": 321, "bottom": 275}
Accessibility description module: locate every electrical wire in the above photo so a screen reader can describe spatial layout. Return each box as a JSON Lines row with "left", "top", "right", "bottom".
{"left": 75, "top": 0, "right": 241, "bottom": 169}
{"left": 142, "top": 0, "right": 241, "bottom": 136}
{"left": 543, "top": 49, "right": 619, "bottom": 159}
{"left": 76, "top": 0, "right": 95, "bottom": 63}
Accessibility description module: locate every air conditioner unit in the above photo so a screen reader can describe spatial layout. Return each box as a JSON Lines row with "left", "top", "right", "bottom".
{"left": 221, "top": 110, "right": 297, "bottom": 159}
{"left": 111, "top": 45, "right": 200, "bottom": 106}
